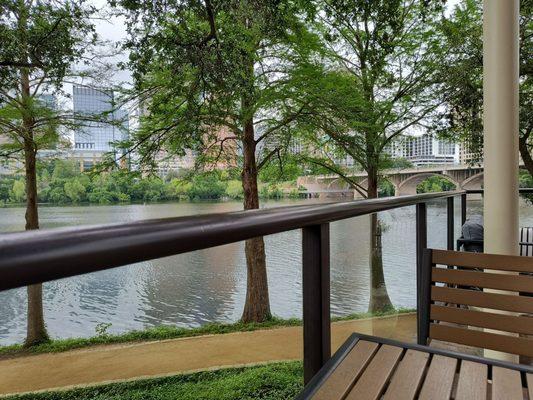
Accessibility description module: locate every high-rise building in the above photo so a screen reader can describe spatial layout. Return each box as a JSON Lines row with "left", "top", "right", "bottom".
{"left": 458, "top": 140, "right": 483, "bottom": 165}
{"left": 396, "top": 133, "right": 458, "bottom": 166}
{"left": 72, "top": 85, "right": 129, "bottom": 153}
{"left": 154, "top": 149, "right": 196, "bottom": 177}
{"left": 38, "top": 94, "right": 57, "bottom": 111}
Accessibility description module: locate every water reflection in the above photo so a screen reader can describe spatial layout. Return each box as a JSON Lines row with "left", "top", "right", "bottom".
{"left": 0, "top": 198, "right": 531, "bottom": 345}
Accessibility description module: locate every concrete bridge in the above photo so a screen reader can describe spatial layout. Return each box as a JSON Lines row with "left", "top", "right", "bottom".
{"left": 297, "top": 165, "right": 487, "bottom": 199}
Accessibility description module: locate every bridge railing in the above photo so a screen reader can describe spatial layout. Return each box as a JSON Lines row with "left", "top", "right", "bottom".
{"left": 0, "top": 189, "right": 508, "bottom": 384}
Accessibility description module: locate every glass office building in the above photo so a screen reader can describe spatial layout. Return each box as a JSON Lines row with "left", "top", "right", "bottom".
{"left": 72, "top": 85, "right": 129, "bottom": 153}
{"left": 38, "top": 94, "right": 57, "bottom": 111}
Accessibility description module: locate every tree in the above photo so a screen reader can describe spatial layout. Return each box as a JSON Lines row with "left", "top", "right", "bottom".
{"left": 0, "top": 0, "right": 96, "bottom": 346}
{"left": 187, "top": 172, "right": 227, "bottom": 200}
{"left": 417, "top": 175, "right": 456, "bottom": 193}
{"left": 11, "top": 178, "right": 25, "bottom": 202}
{"left": 298, "top": 0, "right": 445, "bottom": 312}
{"left": 113, "top": 0, "right": 317, "bottom": 322}
{"left": 64, "top": 178, "right": 86, "bottom": 202}
{"left": 437, "top": 0, "right": 532, "bottom": 175}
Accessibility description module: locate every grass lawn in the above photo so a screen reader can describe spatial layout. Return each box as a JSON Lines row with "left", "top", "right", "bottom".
{"left": 0, "top": 308, "right": 413, "bottom": 357}
{"left": 4, "top": 362, "right": 304, "bottom": 400}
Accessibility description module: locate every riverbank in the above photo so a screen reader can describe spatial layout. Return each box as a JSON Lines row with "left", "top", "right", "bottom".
{"left": 0, "top": 309, "right": 412, "bottom": 358}
{"left": 0, "top": 313, "right": 416, "bottom": 396}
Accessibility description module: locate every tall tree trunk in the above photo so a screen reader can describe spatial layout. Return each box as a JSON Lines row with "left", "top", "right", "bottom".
{"left": 240, "top": 117, "right": 271, "bottom": 323}
{"left": 519, "top": 132, "right": 533, "bottom": 177}
{"left": 21, "top": 67, "right": 48, "bottom": 346}
{"left": 367, "top": 169, "right": 393, "bottom": 313}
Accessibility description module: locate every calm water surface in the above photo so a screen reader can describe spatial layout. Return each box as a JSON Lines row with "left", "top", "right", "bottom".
{"left": 0, "top": 198, "right": 531, "bottom": 345}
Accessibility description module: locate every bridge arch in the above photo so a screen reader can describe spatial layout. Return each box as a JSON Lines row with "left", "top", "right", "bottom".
{"left": 460, "top": 172, "right": 484, "bottom": 191}
{"left": 326, "top": 177, "right": 351, "bottom": 191}
{"left": 396, "top": 173, "right": 459, "bottom": 196}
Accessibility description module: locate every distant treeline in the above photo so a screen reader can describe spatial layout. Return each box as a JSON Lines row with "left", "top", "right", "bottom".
{"left": 0, "top": 160, "right": 305, "bottom": 205}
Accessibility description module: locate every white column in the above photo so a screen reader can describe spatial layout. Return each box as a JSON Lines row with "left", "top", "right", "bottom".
{"left": 483, "top": 0, "right": 520, "bottom": 361}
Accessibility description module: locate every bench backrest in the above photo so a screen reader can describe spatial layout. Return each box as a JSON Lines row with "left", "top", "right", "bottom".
{"left": 520, "top": 227, "right": 533, "bottom": 256}
{"left": 417, "top": 249, "right": 533, "bottom": 358}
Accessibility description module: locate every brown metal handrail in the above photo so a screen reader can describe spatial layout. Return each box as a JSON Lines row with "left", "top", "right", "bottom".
{"left": 0, "top": 191, "right": 463, "bottom": 292}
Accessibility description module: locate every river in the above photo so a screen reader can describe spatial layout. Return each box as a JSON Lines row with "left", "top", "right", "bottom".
{"left": 0, "top": 198, "right": 531, "bottom": 345}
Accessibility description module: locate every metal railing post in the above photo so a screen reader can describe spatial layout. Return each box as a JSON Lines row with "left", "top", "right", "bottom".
{"left": 302, "top": 223, "right": 331, "bottom": 384}
{"left": 416, "top": 203, "right": 427, "bottom": 344}
{"left": 461, "top": 193, "right": 467, "bottom": 226}
{"left": 447, "top": 197, "right": 454, "bottom": 250}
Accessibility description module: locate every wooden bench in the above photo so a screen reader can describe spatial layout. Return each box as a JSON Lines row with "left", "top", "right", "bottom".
{"left": 296, "top": 333, "right": 533, "bottom": 400}
{"left": 417, "top": 249, "right": 533, "bottom": 357}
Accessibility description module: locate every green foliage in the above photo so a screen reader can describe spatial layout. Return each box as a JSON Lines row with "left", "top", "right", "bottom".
{"left": 0, "top": 160, "right": 313, "bottom": 205}
{"left": 416, "top": 176, "right": 457, "bottom": 194}
{"left": 10, "top": 179, "right": 25, "bottom": 202}
{"left": 519, "top": 171, "right": 533, "bottom": 204}
{"left": 4, "top": 362, "right": 304, "bottom": 400}
{"left": 378, "top": 180, "right": 395, "bottom": 197}
{"left": 226, "top": 180, "right": 244, "bottom": 200}
{"left": 520, "top": 171, "right": 533, "bottom": 188}
{"left": 436, "top": 0, "right": 532, "bottom": 173}
{"left": 63, "top": 179, "right": 86, "bottom": 203}
{"left": 187, "top": 172, "right": 227, "bottom": 200}
{"left": 388, "top": 158, "right": 414, "bottom": 170}
{"left": 258, "top": 156, "right": 304, "bottom": 183}
{"left": 95, "top": 322, "right": 113, "bottom": 337}
{"left": 259, "top": 183, "right": 284, "bottom": 200}
{"left": 0, "top": 177, "right": 14, "bottom": 203}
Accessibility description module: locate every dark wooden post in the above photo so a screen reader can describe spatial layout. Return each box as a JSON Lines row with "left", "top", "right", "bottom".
{"left": 302, "top": 223, "right": 331, "bottom": 384}
{"left": 416, "top": 203, "right": 427, "bottom": 344}
{"left": 417, "top": 249, "right": 432, "bottom": 345}
{"left": 447, "top": 197, "right": 454, "bottom": 250}
{"left": 461, "top": 193, "right": 467, "bottom": 226}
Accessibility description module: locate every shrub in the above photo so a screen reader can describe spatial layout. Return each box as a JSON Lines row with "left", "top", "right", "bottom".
{"left": 225, "top": 180, "right": 243, "bottom": 199}
{"left": 187, "top": 172, "right": 227, "bottom": 199}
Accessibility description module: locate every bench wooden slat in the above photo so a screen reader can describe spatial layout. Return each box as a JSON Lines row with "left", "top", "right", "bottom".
{"left": 527, "top": 374, "right": 533, "bottom": 400}
{"left": 432, "top": 249, "right": 533, "bottom": 273}
{"left": 491, "top": 367, "right": 523, "bottom": 400}
{"left": 382, "top": 349, "right": 430, "bottom": 400}
{"left": 430, "top": 304, "right": 533, "bottom": 335}
{"left": 311, "top": 340, "right": 379, "bottom": 400}
{"left": 345, "top": 344, "right": 403, "bottom": 400}
{"left": 431, "top": 286, "right": 533, "bottom": 314}
{"left": 430, "top": 323, "right": 533, "bottom": 357}
{"left": 432, "top": 268, "right": 533, "bottom": 293}
{"left": 455, "top": 360, "right": 487, "bottom": 400}
{"left": 418, "top": 355, "right": 457, "bottom": 400}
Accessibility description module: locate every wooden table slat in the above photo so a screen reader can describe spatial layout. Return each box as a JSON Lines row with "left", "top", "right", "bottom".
{"left": 311, "top": 340, "right": 379, "bottom": 400}
{"left": 298, "top": 333, "right": 533, "bottom": 400}
{"left": 527, "top": 374, "right": 533, "bottom": 400}
{"left": 491, "top": 367, "right": 523, "bottom": 400}
{"left": 345, "top": 344, "right": 403, "bottom": 400}
{"left": 418, "top": 355, "right": 458, "bottom": 400}
{"left": 455, "top": 360, "right": 488, "bottom": 400}
{"left": 382, "top": 349, "right": 430, "bottom": 400}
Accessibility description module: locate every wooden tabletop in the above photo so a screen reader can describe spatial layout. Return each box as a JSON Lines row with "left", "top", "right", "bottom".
{"left": 297, "top": 334, "right": 533, "bottom": 400}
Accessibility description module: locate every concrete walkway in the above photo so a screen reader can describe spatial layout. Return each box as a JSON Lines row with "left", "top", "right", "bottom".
{"left": 0, "top": 314, "right": 416, "bottom": 396}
